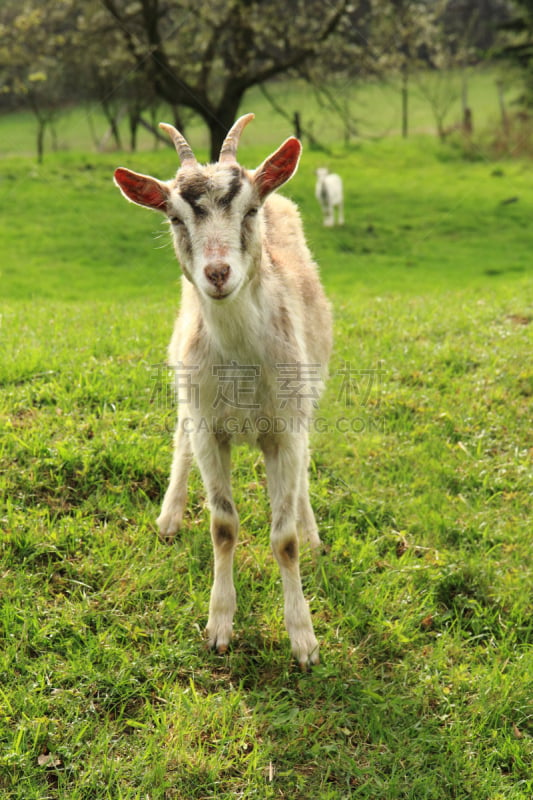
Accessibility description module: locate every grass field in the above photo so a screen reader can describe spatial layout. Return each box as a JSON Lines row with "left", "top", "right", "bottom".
{"left": 1, "top": 86, "right": 532, "bottom": 799}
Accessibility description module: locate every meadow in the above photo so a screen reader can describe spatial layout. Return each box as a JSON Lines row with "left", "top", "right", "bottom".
{"left": 1, "top": 72, "right": 532, "bottom": 798}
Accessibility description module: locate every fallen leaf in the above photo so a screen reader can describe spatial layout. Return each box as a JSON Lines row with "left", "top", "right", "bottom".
{"left": 421, "top": 614, "right": 434, "bottom": 631}
{"left": 38, "top": 753, "right": 62, "bottom": 768}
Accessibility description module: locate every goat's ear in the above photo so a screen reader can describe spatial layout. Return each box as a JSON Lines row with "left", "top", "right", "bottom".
{"left": 253, "top": 137, "right": 302, "bottom": 200}
{"left": 114, "top": 167, "right": 169, "bottom": 212}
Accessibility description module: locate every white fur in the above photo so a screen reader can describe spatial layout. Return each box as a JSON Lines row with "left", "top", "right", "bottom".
{"left": 315, "top": 167, "right": 344, "bottom": 227}
{"left": 114, "top": 119, "right": 332, "bottom": 669}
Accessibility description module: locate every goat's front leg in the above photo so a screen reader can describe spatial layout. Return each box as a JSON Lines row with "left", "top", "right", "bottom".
{"left": 261, "top": 436, "right": 320, "bottom": 669}
{"left": 297, "top": 437, "right": 321, "bottom": 549}
{"left": 157, "top": 418, "right": 193, "bottom": 541}
{"left": 194, "top": 433, "right": 239, "bottom": 654}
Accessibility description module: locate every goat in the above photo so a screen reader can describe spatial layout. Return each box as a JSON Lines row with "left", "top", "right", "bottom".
{"left": 315, "top": 167, "right": 344, "bottom": 227}
{"left": 113, "top": 113, "right": 332, "bottom": 669}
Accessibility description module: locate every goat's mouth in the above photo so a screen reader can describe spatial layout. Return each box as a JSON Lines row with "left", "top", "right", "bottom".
{"left": 205, "top": 288, "right": 234, "bottom": 301}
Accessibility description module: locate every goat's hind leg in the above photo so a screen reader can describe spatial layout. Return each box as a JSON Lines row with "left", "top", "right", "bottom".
{"left": 157, "top": 418, "right": 193, "bottom": 541}
{"left": 261, "top": 437, "right": 319, "bottom": 669}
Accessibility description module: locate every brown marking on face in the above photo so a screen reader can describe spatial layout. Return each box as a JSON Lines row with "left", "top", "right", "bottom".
{"left": 217, "top": 166, "right": 245, "bottom": 209}
{"left": 240, "top": 208, "right": 259, "bottom": 253}
{"left": 240, "top": 219, "right": 250, "bottom": 253}
{"left": 178, "top": 172, "right": 209, "bottom": 218}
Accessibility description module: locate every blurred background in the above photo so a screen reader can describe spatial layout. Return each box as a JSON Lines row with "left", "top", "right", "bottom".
{"left": 0, "top": 0, "right": 530, "bottom": 161}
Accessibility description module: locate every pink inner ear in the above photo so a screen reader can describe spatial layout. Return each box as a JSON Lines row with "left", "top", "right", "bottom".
{"left": 255, "top": 138, "right": 301, "bottom": 198}
{"left": 114, "top": 168, "right": 168, "bottom": 211}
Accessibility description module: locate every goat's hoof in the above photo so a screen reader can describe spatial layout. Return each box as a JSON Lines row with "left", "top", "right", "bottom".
{"left": 298, "top": 648, "right": 320, "bottom": 672}
{"left": 207, "top": 639, "right": 231, "bottom": 656}
{"left": 299, "top": 653, "right": 320, "bottom": 672}
{"left": 206, "top": 624, "right": 232, "bottom": 655}
{"left": 156, "top": 513, "right": 182, "bottom": 543}
{"left": 291, "top": 636, "right": 320, "bottom": 671}
{"left": 157, "top": 530, "right": 177, "bottom": 544}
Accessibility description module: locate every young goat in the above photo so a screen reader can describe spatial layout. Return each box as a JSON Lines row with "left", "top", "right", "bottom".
{"left": 114, "top": 113, "right": 332, "bottom": 669}
{"left": 315, "top": 167, "right": 344, "bottom": 227}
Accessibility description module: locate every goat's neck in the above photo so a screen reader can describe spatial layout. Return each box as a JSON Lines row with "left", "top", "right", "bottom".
{"left": 199, "top": 270, "right": 266, "bottom": 363}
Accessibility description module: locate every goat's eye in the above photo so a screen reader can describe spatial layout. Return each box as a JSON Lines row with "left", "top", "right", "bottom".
{"left": 170, "top": 216, "right": 184, "bottom": 227}
{"left": 245, "top": 207, "right": 259, "bottom": 219}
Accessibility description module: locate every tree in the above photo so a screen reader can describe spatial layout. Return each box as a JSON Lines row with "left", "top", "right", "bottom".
{"left": 442, "top": 0, "right": 511, "bottom": 131}
{"left": 74, "top": 3, "right": 164, "bottom": 152}
{"left": 415, "top": 66, "right": 462, "bottom": 140}
{"left": 443, "top": 0, "right": 511, "bottom": 53}
{"left": 0, "top": 0, "right": 82, "bottom": 161}
{"left": 498, "top": 0, "right": 533, "bottom": 107}
{"left": 101, "top": 0, "right": 352, "bottom": 160}
{"left": 373, "top": 0, "right": 444, "bottom": 138}
{"left": 412, "top": 2, "right": 463, "bottom": 141}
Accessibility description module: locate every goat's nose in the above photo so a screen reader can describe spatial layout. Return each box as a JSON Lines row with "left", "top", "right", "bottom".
{"left": 204, "top": 262, "right": 230, "bottom": 290}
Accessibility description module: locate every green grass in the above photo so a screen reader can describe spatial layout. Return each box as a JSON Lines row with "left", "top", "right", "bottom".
{"left": 1, "top": 104, "right": 532, "bottom": 798}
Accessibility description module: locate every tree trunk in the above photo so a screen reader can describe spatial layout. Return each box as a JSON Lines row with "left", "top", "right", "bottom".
{"left": 208, "top": 99, "right": 243, "bottom": 162}
{"left": 209, "top": 122, "right": 227, "bottom": 162}
{"left": 293, "top": 111, "right": 302, "bottom": 140}
{"left": 172, "top": 106, "right": 187, "bottom": 135}
{"left": 129, "top": 112, "right": 140, "bottom": 151}
{"left": 150, "top": 105, "right": 161, "bottom": 148}
{"left": 461, "top": 69, "right": 469, "bottom": 116}
{"left": 110, "top": 117, "right": 122, "bottom": 150}
{"left": 37, "top": 120, "right": 46, "bottom": 164}
{"left": 101, "top": 98, "right": 123, "bottom": 150}
{"left": 463, "top": 107, "right": 473, "bottom": 135}
{"left": 401, "top": 65, "right": 409, "bottom": 139}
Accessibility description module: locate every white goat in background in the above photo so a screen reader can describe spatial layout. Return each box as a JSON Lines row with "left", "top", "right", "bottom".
{"left": 113, "top": 114, "right": 332, "bottom": 669}
{"left": 315, "top": 167, "right": 344, "bottom": 227}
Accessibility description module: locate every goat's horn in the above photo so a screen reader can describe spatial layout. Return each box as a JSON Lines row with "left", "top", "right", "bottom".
{"left": 159, "top": 122, "right": 196, "bottom": 166}
{"left": 219, "top": 113, "right": 255, "bottom": 163}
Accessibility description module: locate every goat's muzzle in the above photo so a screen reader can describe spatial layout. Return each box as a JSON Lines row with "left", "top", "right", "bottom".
{"left": 204, "top": 262, "right": 231, "bottom": 298}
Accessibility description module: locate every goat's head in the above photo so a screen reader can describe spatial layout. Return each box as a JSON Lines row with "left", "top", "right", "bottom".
{"left": 114, "top": 114, "right": 301, "bottom": 301}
